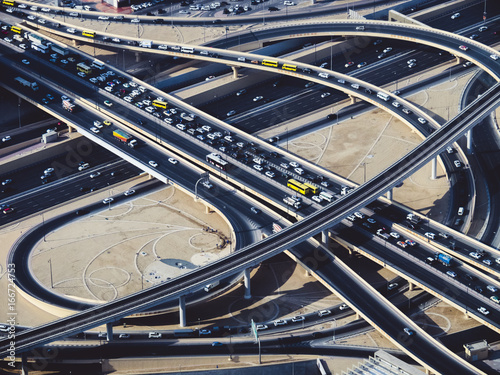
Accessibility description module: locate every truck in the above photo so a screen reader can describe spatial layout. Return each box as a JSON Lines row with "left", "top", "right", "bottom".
{"left": 50, "top": 44, "right": 69, "bottom": 56}
{"left": 14, "top": 77, "right": 39, "bottom": 91}
{"left": 376, "top": 229, "right": 390, "bottom": 240}
{"left": 25, "top": 32, "right": 46, "bottom": 46}
{"left": 62, "top": 98, "right": 75, "bottom": 113}
{"left": 112, "top": 129, "right": 137, "bottom": 148}
{"left": 283, "top": 196, "right": 301, "bottom": 209}
{"left": 406, "top": 213, "right": 422, "bottom": 224}
{"left": 139, "top": 40, "right": 152, "bottom": 48}
{"left": 435, "top": 253, "right": 452, "bottom": 267}
{"left": 204, "top": 280, "right": 220, "bottom": 292}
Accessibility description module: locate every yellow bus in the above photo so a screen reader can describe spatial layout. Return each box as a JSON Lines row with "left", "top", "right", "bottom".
{"left": 10, "top": 26, "right": 21, "bottom": 34}
{"left": 287, "top": 179, "right": 310, "bottom": 195}
{"left": 304, "top": 182, "right": 319, "bottom": 195}
{"left": 152, "top": 100, "right": 167, "bottom": 109}
{"left": 76, "top": 62, "right": 92, "bottom": 75}
{"left": 262, "top": 59, "right": 278, "bottom": 67}
{"left": 82, "top": 30, "right": 95, "bottom": 38}
{"left": 2, "top": 0, "right": 15, "bottom": 6}
{"left": 282, "top": 63, "right": 297, "bottom": 71}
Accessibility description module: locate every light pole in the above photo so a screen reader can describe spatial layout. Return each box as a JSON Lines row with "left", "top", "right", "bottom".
{"left": 17, "top": 97, "right": 21, "bottom": 128}
{"left": 48, "top": 259, "right": 53, "bottom": 288}
{"left": 332, "top": 318, "right": 336, "bottom": 343}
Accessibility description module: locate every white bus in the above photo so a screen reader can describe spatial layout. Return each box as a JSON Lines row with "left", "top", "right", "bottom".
{"left": 319, "top": 191, "right": 334, "bottom": 202}
{"left": 181, "top": 46, "right": 194, "bottom": 53}
{"left": 91, "top": 60, "right": 105, "bottom": 70}
{"left": 377, "top": 92, "right": 390, "bottom": 101}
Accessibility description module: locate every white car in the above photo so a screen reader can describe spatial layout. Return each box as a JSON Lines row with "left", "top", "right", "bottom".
{"left": 294, "top": 168, "right": 304, "bottom": 175}
{"left": 490, "top": 54, "right": 499, "bottom": 61}
{"left": 318, "top": 309, "right": 331, "bottom": 317}
{"left": 253, "top": 96, "right": 264, "bottom": 102}
{"left": 446, "top": 270, "right": 457, "bottom": 278}
{"left": 168, "top": 158, "right": 178, "bottom": 164}
{"left": 383, "top": 47, "right": 392, "bottom": 53}
{"left": 118, "top": 333, "right": 129, "bottom": 338}
{"left": 390, "top": 232, "right": 400, "bottom": 239}
{"left": 312, "top": 195, "right": 322, "bottom": 203}
{"left": 469, "top": 252, "right": 481, "bottom": 259}
{"left": 454, "top": 160, "right": 461, "bottom": 168}
{"left": 289, "top": 161, "right": 300, "bottom": 168}
{"left": 124, "top": 96, "right": 133, "bottom": 103}
{"left": 149, "top": 160, "right": 158, "bottom": 168}
{"left": 124, "top": 190, "right": 135, "bottom": 196}
{"left": 339, "top": 304, "right": 349, "bottom": 310}
{"left": 417, "top": 117, "right": 427, "bottom": 124}
{"left": 477, "top": 307, "right": 489, "bottom": 315}
{"left": 256, "top": 324, "right": 268, "bottom": 331}
{"left": 291, "top": 315, "right": 305, "bottom": 322}
{"left": 253, "top": 164, "right": 263, "bottom": 172}
{"left": 451, "top": 12, "right": 460, "bottom": 19}
{"left": 98, "top": 16, "right": 110, "bottom": 20}
{"left": 90, "top": 172, "right": 101, "bottom": 179}
{"left": 424, "top": 232, "right": 435, "bottom": 239}
{"left": 112, "top": 37, "right": 121, "bottom": 43}
{"left": 90, "top": 127, "right": 100, "bottom": 134}
{"left": 265, "top": 171, "right": 275, "bottom": 178}
{"left": 321, "top": 92, "right": 331, "bottom": 98}
{"left": 103, "top": 197, "right": 114, "bottom": 204}
{"left": 273, "top": 319, "right": 287, "bottom": 326}
{"left": 283, "top": 0, "right": 295, "bottom": 5}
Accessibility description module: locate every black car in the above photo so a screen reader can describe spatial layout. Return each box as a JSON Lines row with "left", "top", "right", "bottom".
{"left": 268, "top": 6, "right": 279, "bottom": 11}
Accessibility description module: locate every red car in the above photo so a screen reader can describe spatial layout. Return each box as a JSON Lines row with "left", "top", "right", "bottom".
{"left": 3, "top": 207, "right": 15, "bottom": 214}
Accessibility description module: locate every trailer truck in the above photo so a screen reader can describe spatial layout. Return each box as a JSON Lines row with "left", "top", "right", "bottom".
{"left": 14, "top": 77, "right": 39, "bottom": 91}
{"left": 112, "top": 129, "right": 137, "bottom": 148}
{"left": 435, "top": 253, "right": 452, "bottom": 267}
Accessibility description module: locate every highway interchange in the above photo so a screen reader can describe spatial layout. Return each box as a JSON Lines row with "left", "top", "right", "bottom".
{"left": 1, "top": 0, "right": 500, "bottom": 374}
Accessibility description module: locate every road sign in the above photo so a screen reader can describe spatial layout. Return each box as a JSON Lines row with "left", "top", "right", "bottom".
{"left": 251, "top": 319, "right": 258, "bottom": 342}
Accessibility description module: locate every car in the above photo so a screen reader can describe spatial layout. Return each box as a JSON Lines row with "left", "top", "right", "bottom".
{"left": 253, "top": 96, "right": 264, "bottom": 102}
{"left": 454, "top": 218, "right": 463, "bottom": 226}
{"left": 148, "top": 332, "right": 162, "bottom": 338}
{"left": 477, "top": 307, "right": 489, "bottom": 315}
{"left": 377, "top": 53, "right": 386, "bottom": 59}
{"left": 469, "top": 34, "right": 478, "bottom": 40}
{"left": 226, "top": 110, "right": 236, "bottom": 117}
{"left": 339, "top": 303, "right": 349, "bottom": 310}
{"left": 265, "top": 171, "right": 275, "bottom": 178}
{"left": 353, "top": 212, "right": 364, "bottom": 219}
{"left": 491, "top": 296, "right": 500, "bottom": 304}
{"left": 408, "top": 62, "right": 417, "bottom": 68}
{"left": 256, "top": 325, "right": 268, "bottom": 331}
{"left": 304, "top": 82, "right": 315, "bottom": 88}
{"left": 90, "top": 172, "right": 101, "bottom": 179}
{"left": 483, "top": 259, "right": 492, "bottom": 266}
{"left": 318, "top": 309, "right": 331, "bottom": 317}
{"left": 2, "top": 136, "right": 11, "bottom": 143}
{"left": 149, "top": 160, "right": 158, "bottom": 168}
{"left": 312, "top": 195, "right": 322, "bottom": 203}
{"left": 118, "top": 333, "right": 129, "bottom": 339}
{"left": 90, "top": 127, "right": 100, "bottom": 134}
{"left": 469, "top": 252, "right": 481, "bottom": 259}
{"left": 26, "top": 15, "right": 36, "bottom": 20}
{"left": 124, "top": 190, "right": 135, "bottom": 196}
{"left": 403, "top": 328, "right": 415, "bottom": 336}
{"left": 402, "top": 108, "right": 412, "bottom": 115}
{"left": 179, "top": 9, "right": 190, "bottom": 13}
{"left": 388, "top": 283, "right": 399, "bottom": 291}
{"left": 479, "top": 26, "right": 488, "bottom": 32}
{"left": 103, "top": 100, "right": 113, "bottom": 107}
{"left": 274, "top": 319, "right": 287, "bottom": 326}
{"left": 294, "top": 168, "right": 304, "bottom": 175}
{"left": 98, "top": 16, "right": 110, "bottom": 20}
{"left": 211, "top": 341, "right": 223, "bottom": 346}
{"left": 383, "top": 47, "right": 393, "bottom": 53}
{"left": 451, "top": 12, "right": 460, "bottom": 19}
{"left": 491, "top": 54, "right": 499, "bottom": 61}
{"left": 417, "top": 117, "right": 427, "bottom": 124}
{"left": 345, "top": 61, "right": 354, "bottom": 68}
{"left": 168, "top": 157, "right": 178, "bottom": 165}
{"left": 446, "top": 146, "right": 454, "bottom": 154}
{"left": 253, "top": 164, "right": 263, "bottom": 172}
{"left": 454, "top": 160, "right": 461, "bottom": 168}
{"left": 459, "top": 45, "right": 469, "bottom": 51}
{"left": 250, "top": 207, "right": 260, "bottom": 214}
{"left": 289, "top": 161, "right": 300, "bottom": 168}
{"left": 103, "top": 120, "right": 112, "bottom": 126}
{"left": 19, "top": 44, "right": 26, "bottom": 50}
{"left": 367, "top": 218, "right": 376, "bottom": 224}
{"left": 487, "top": 285, "right": 498, "bottom": 293}
{"left": 103, "top": 197, "right": 114, "bottom": 204}
{"left": 21, "top": 59, "right": 30, "bottom": 65}
{"left": 1, "top": 179, "right": 12, "bottom": 186}
{"left": 291, "top": 315, "right": 305, "bottom": 322}
{"left": 424, "top": 232, "right": 435, "bottom": 240}
{"left": 236, "top": 89, "right": 247, "bottom": 96}
{"left": 357, "top": 62, "right": 367, "bottom": 68}
{"left": 397, "top": 241, "right": 407, "bottom": 248}
{"left": 131, "top": 18, "right": 140, "bottom": 23}
{"left": 2, "top": 207, "right": 14, "bottom": 214}
{"left": 446, "top": 270, "right": 457, "bottom": 278}
{"left": 321, "top": 92, "right": 331, "bottom": 98}
{"left": 438, "top": 232, "right": 450, "bottom": 239}
{"left": 320, "top": 181, "right": 330, "bottom": 187}
{"left": 405, "top": 239, "right": 417, "bottom": 246}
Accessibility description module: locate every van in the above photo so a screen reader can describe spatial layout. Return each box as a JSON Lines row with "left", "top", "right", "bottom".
{"left": 237, "top": 56, "right": 245, "bottom": 62}
{"left": 318, "top": 72, "right": 329, "bottom": 79}
{"left": 148, "top": 332, "right": 162, "bottom": 338}
{"left": 78, "top": 163, "right": 90, "bottom": 171}
{"left": 337, "top": 79, "right": 345, "bottom": 84}
{"left": 200, "top": 50, "right": 209, "bottom": 55}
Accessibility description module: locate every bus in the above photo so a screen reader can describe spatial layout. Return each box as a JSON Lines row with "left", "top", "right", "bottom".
{"left": 76, "top": 62, "right": 92, "bottom": 74}
{"left": 282, "top": 63, "right": 297, "bottom": 71}
{"left": 262, "top": 59, "right": 278, "bottom": 67}
{"left": 287, "top": 179, "right": 310, "bottom": 195}
{"left": 152, "top": 100, "right": 167, "bottom": 109}
{"left": 206, "top": 153, "right": 229, "bottom": 171}
{"left": 377, "top": 92, "right": 390, "bottom": 101}
{"left": 181, "top": 46, "right": 194, "bottom": 53}
{"left": 2, "top": 0, "right": 15, "bottom": 6}
{"left": 304, "top": 182, "right": 319, "bottom": 195}
{"left": 31, "top": 44, "right": 49, "bottom": 53}
{"left": 82, "top": 30, "right": 95, "bottom": 38}
{"left": 10, "top": 26, "right": 21, "bottom": 34}
{"left": 319, "top": 191, "right": 334, "bottom": 202}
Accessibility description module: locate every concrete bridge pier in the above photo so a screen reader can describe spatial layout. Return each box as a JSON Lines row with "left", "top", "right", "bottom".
{"left": 348, "top": 94, "right": 357, "bottom": 104}
{"left": 430, "top": 158, "right": 437, "bottom": 180}
{"left": 231, "top": 66, "right": 239, "bottom": 78}
{"left": 466, "top": 129, "right": 473, "bottom": 154}
{"left": 106, "top": 322, "right": 113, "bottom": 341}
{"left": 408, "top": 282, "right": 414, "bottom": 291}
{"left": 179, "top": 295, "right": 186, "bottom": 327}
{"left": 386, "top": 189, "right": 393, "bottom": 200}
{"left": 21, "top": 353, "right": 28, "bottom": 375}
{"left": 135, "top": 52, "right": 141, "bottom": 62}
{"left": 244, "top": 268, "right": 252, "bottom": 299}
{"left": 322, "top": 229, "right": 329, "bottom": 247}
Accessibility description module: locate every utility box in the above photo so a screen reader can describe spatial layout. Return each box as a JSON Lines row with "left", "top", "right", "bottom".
{"left": 464, "top": 340, "right": 489, "bottom": 361}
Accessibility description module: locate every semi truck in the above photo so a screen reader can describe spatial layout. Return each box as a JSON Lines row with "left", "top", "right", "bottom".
{"left": 112, "top": 129, "right": 137, "bottom": 148}
{"left": 14, "top": 77, "right": 39, "bottom": 91}
{"left": 283, "top": 196, "right": 301, "bottom": 209}
{"left": 62, "top": 98, "right": 75, "bottom": 113}
{"left": 435, "top": 253, "right": 452, "bottom": 267}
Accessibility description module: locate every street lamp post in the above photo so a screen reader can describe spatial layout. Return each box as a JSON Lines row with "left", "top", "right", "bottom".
{"left": 332, "top": 318, "right": 336, "bottom": 343}
{"left": 48, "top": 259, "right": 53, "bottom": 288}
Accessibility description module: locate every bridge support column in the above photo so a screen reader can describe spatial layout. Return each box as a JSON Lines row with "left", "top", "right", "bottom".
{"left": 355, "top": 312, "right": 360, "bottom": 320}
{"left": 348, "top": 95, "right": 356, "bottom": 104}
{"left": 205, "top": 205, "right": 211, "bottom": 214}
{"left": 322, "top": 229, "right": 329, "bottom": 247}
{"left": 179, "top": 295, "right": 186, "bottom": 327}
{"left": 456, "top": 56, "right": 463, "bottom": 65}
{"left": 466, "top": 129, "right": 473, "bottom": 154}
{"left": 67, "top": 125, "right": 75, "bottom": 133}
{"left": 21, "top": 353, "right": 28, "bottom": 375}
{"left": 430, "top": 158, "right": 437, "bottom": 180}
{"left": 106, "top": 322, "right": 113, "bottom": 341}
{"left": 135, "top": 52, "right": 141, "bottom": 62}
{"left": 386, "top": 189, "right": 393, "bottom": 200}
{"left": 408, "top": 282, "right": 414, "bottom": 291}
{"left": 244, "top": 268, "right": 251, "bottom": 299}
{"left": 231, "top": 66, "right": 239, "bottom": 78}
